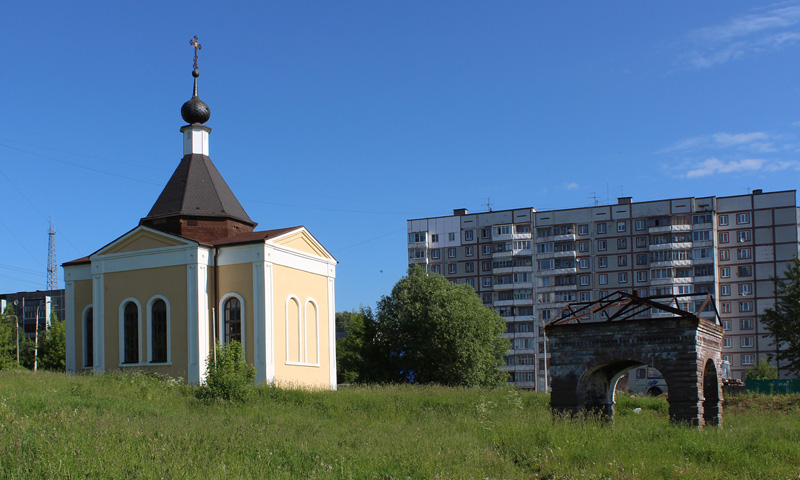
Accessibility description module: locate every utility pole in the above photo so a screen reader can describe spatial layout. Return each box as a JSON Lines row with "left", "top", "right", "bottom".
{"left": 47, "top": 219, "right": 58, "bottom": 291}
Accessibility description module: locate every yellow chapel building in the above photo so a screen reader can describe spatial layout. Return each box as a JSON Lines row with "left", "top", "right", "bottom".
{"left": 63, "top": 61, "right": 337, "bottom": 389}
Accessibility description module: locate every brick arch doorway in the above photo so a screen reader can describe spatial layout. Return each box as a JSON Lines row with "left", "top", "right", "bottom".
{"left": 545, "top": 291, "right": 724, "bottom": 427}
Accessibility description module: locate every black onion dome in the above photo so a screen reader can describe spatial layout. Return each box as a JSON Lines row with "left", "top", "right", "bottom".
{"left": 181, "top": 69, "right": 210, "bottom": 124}
{"left": 181, "top": 96, "right": 211, "bottom": 124}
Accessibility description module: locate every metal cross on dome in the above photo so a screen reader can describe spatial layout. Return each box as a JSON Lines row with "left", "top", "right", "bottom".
{"left": 190, "top": 36, "right": 202, "bottom": 71}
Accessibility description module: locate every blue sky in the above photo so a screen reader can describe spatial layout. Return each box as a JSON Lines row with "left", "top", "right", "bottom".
{"left": 2, "top": 1, "right": 800, "bottom": 311}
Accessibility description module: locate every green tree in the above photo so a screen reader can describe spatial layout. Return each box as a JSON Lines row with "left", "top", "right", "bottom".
{"left": 760, "top": 256, "right": 800, "bottom": 376}
{"left": 374, "top": 266, "right": 509, "bottom": 387}
{"left": 0, "top": 306, "right": 17, "bottom": 370}
{"left": 38, "top": 314, "right": 66, "bottom": 371}
{"left": 335, "top": 307, "right": 390, "bottom": 384}
{"left": 746, "top": 358, "right": 778, "bottom": 380}
{"left": 200, "top": 341, "right": 256, "bottom": 402}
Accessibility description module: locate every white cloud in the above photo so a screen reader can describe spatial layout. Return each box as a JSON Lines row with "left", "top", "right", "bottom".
{"left": 686, "top": 158, "right": 764, "bottom": 178}
{"left": 661, "top": 132, "right": 772, "bottom": 153}
{"left": 564, "top": 182, "right": 579, "bottom": 190}
{"left": 682, "top": 5, "right": 800, "bottom": 68}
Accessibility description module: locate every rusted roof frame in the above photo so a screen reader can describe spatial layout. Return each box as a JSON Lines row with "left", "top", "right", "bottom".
{"left": 551, "top": 291, "right": 721, "bottom": 326}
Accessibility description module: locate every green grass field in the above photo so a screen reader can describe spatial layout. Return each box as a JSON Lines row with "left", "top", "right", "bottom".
{"left": 0, "top": 369, "right": 798, "bottom": 479}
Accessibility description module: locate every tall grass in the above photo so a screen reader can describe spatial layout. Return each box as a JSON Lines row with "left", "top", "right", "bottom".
{"left": 0, "top": 370, "right": 798, "bottom": 479}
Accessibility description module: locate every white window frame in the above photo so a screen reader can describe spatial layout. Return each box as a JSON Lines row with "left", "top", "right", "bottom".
{"left": 448, "top": 247, "right": 456, "bottom": 258}
{"left": 741, "top": 354, "right": 754, "bottom": 365}
{"left": 431, "top": 249, "right": 440, "bottom": 259}
{"left": 740, "top": 337, "right": 754, "bottom": 348}
{"left": 719, "top": 215, "right": 728, "bottom": 226}
{"left": 448, "top": 264, "right": 457, "bottom": 274}
{"left": 465, "top": 246, "right": 474, "bottom": 257}
{"left": 219, "top": 292, "right": 246, "bottom": 351}
{"left": 597, "top": 223, "right": 607, "bottom": 234}
{"left": 598, "top": 273, "right": 608, "bottom": 285}
{"left": 617, "top": 221, "right": 626, "bottom": 233}
{"left": 736, "top": 213, "right": 750, "bottom": 225}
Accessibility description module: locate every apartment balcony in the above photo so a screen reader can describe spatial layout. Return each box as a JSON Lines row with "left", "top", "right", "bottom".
{"left": 513, "top": 298, "right": 533, "bottom": 306}
{"left": 409, "top": 257, "right": 428, "bottom": 265}
{"left": 493, "top": 250, "right": 513, "bottom": 258}
{"left": 693, "top": 256, "right": 714, "bottom": 265}
{"left": 692, "top": 222, "right": 713, "bottom": 230}
{"left": 650, "top": 259, "right": 692, "bottom": 268}
{"left": 550, "top": 267, "right": 577, "bottom": 275}
{"left": 492, "top": 233, "right": 514, "bottom": 242}
{"left": 495, "top": 299, "right": 514, "bottom": 307}
{"left": 649, "top": 242, "right": 692, "bottom": 251}
{"left": 553, "top": 250, "right": 577, "bottom": 259}
{"left": 694, "top": 275, "right": 714, "bottom": 283}
{"left": 693, "top": 240, "right": 713, "bottom": 248}
{"left": 513, "top": 248, "right": 532, "bottom": 256}
{"left": 493, "top": 282, "right": 514, "bottom": 291}
{"left": 408, "top": 240, "right": 429, "bottom": 249}
{"left": 649, "top": 224, "right": 691, "bottom": 234}
{"left": 510, "top": 315, "right": 535, "bottom": 321}
{"left": 552, "top": 233, "right": 576, "bottom": 242}
{"left": 513, "top": 380, "right": 536, "bottom": 389}
{"left": 553, "top": 284, "right": 577, "bottom": 291}
{"left": 512, "top": 281, "right": 533, "bottom": 289}
{"left": 493, "top": 266, "right": 513, "bottom": 274}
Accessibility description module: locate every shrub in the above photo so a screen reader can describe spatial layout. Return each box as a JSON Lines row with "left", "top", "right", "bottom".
{"left": 198, "top": 341, "right": 255, "bottom": 402}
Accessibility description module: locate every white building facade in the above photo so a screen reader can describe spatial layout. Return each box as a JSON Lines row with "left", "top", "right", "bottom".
{"left": 407, "top": 190, "right": 800, "bottom": 389}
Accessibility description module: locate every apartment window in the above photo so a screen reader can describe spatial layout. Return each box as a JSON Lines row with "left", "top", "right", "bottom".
{"left": 618, "top": 256, "right": 627, "bottom": 267}
{"left": 430, "top": 234, "right": 439, "bottom": 243}
{"left": 465, "top": 230, "right": 474, "bottom": 241}
{"left": 738, "top": 284, "right": 752, "bottom": 296}
{"left": 431, "top": 249, "right": 440, "bottom": 259}
{"left": 408, "top": 232, "right": 426, "bottom": 243}
{"left": 723, "top": 338, "right": 731, "bottom": 348}
{"left": 538, "top": 259, "right": 554, "bottom": 270}
{"left": 635, "top": 237, "right": 646, "bottom": 248}
{"left": 723, "top": 355, "right": 733, "bottom": 364}
{"left": 597, "top": 223, "right": 607, "bottom": 234}
{"left": 721, "top": 302, "right": 731, "bottom": 313}
{"left": 481, "top": 245, "right": 490, "bottom": 255}
{"left": 578, "top": 241, "right": 589, "bottom": 252}
{"left": 693, "top": 214, "right": 712, "bottom": 224}
{"left": 579, "top": 275, "right": 590, "bottom": 286}
{"left": 719, "top": 215, "right": 728, "bottom": 226}
{"left": 635, "top": 220, "right": 646, "bottom": 231}
{"left": 465, "top": 246, "right": 474, "bottom": 257}
{"left": 636, "top": 254, "right": 647, "bottom": 266}
{"left": 719, "top": 232, "right": 729, "bottom": 243}
{"left": 448, "top": 264, "right": 456, "bottom": 274}
{"left": 516, "top": 225, "right": 531, "bottom": 234}
{"left": 496, "top": 225, "right": 513, "bottom": 236}
{"left": 742, "top": 354, "right": 754, "bottom": 365}
{"left": 736, "top": 231, "right": 750, "bottom": 243}
{"left": 617, "top": 222, "right": 626, "bottom": 233}
{"left": 719, "top": 249, "right": 730, "bottom": 261}
{"left": 448, "top": 232, "right": 456, "bottom": 241}
{"left": 515, "top": 240, "right": 531, "bottom": 250}
{"left": 482, "top": 293, "right": 492, "bottom": 304}
{"left": 598, "top": 274, "right": 608, "bottom": 285}
{"left": 481, "top": 228, "right": 491, "bottom": 239}
{"left": 448, "top": 248, "right": 456, "bottom": 258}
{"left": 482, "top": 261, "right": 491, "bottom": 272}
{"left": 431, "top": 265, "right": 441, "bottom": 274}
{"left": 598, "top": 257, "right": 608, "bottom": 268}
{"left": 578, "top": 224, "right": 588, "bottom": 235}
{"left": 465, "top": 262, "right": 474, "bottom": 273}
{"left": 736, "top": 213, "right": 750, "bottom": 225}
{"left": 737, "top": 248, "right": 751, "bottom": 260}
{"left": 579, "top": 258, "right": 589, "bottom": 269}
{"left": 466, "top": 278, "right": 475, "bottom": 288}
{"left": 740, "top": 337, "right": 754, "bottom": 348}
{"left": 721, "top": 320, "right": 731, "bottom": 330}
{"left": 636, "top": 271, "right": 648, "bottom": 282}
{"left": 618, "top": 272, "right": 628, "bottom": 283}
{"left": 740, "top": 319, "right": 754, "bottom": 330}
{"left": 693, "top": 230, "right": 712, "bottom": 241}
{"left": 617, "top": 238, "right": 627, "bottom": 250}
{"left": 739, "top": 301, "right": 753, "bottom": 312}
{"left": 720, "top": 285, "right": 730, "bottom": 296}
{"left": 597, "top": 240, "right": 607, "bottom": 251}
{"left": 482, "top": 277, "right": 492, "bottom": 287}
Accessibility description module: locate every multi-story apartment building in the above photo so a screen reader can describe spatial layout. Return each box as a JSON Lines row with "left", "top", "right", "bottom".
{"left": 407, "top": 190, "right": 800, "bottom": 390}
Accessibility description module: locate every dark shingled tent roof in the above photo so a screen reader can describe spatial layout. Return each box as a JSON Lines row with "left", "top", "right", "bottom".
{"left": 142, "top": 153, "right": 255, "bottom": 226}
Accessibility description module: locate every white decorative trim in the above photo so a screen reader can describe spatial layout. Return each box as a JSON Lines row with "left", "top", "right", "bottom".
{"left": 118, "top": 298, "right": 142, "bottom": 366}
{"left": 65, "top": 281, "right": 76, "bottom": 374}
{"left": 146, "top": 295, "right": 171, "bottom": 364}
{"left": 92, "top": 273, "right": 105, "bottom": 374}
{"left": 219, "top": 292, "right": 246, "bottom": 353}
{"left": 265, "top": 263, "right": 275, "bottom": 383}
{"left": 181, "top": 124, "right": 211, "bottom": 156}
{"left": 328, "top": 276, "right": 337, "bottom": 390}
{"left": 81, "top": 304, "right": 94, "bottom": 369}
{"left": 64, "top": 264, "right": 92, "bottom": 281}
{"left": 267, "top": 226, "right": 337, "bottom": 261}
{"left": 305, "top": 297, "right": 320, "bottom": 365}
{"left": 253, "top": 261, "right": 267, "bottom": 384}
{"left": 266, "top": 244, "right": 337, "bottom": 277}
{"left": 285, "top": 295, "right": 302, "bottom": 364}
